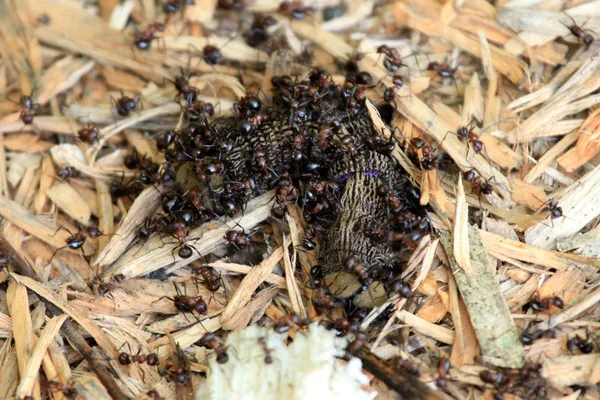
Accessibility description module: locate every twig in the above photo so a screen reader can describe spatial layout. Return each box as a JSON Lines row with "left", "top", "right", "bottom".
{"left": 0, "top": 233, "right": 129, "bottom": 400}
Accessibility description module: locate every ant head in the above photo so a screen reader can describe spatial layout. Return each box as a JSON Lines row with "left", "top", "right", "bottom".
{"left": 88, "top": 226, "right": 103, "bottom": 238}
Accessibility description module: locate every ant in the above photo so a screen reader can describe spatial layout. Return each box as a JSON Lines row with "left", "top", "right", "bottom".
{"left": 168, "top": 67, "right": 198, "bottom": 105}
{"left": 199, "top": 332, "right": 229, "bottom": 363}
{"left": 434, "top": 358, "right": 451, "bottom": 391}
{"left": 117, "top": 342, "right": 159, "bottom": 380}
{"left": 279, "top": 1, "right": 311, "bottom": 19}
{"left": 163, "top": 0, "right": 194, "bottom": 14}
{"left": 56, "top": 166, "right": 80, "bottom": 183}
{"left": 167, "top": 218, "right": 200, "bottom": 259}
{"left": 344, "top": 255, "right": 373, "bottom": 286}
{"left": 275, "top": 173, "right": 293, "bottom": 204}
{"left": 562, "top": 14, "right": 595, "bottom": 48}
{"left": 17, "top": 92, "right": 38, "bottom": 125}
{"left": 316, "top": 122, "right": 340, "bottom": 150}
{"left": 146, "top": 389, "right": 164, "bottom": 399}
{"left": 567, "top": 333, "right": 594, "bottom": 354}
{"left": 387, "top": 279, "right": 413, "bottom": 299}
{"left": 0, "top": 253, "right": 13, "bottom": 270}
{"left": 244, "top": 13, "right": 277, "bottom": 48}
{"left": 382, "top": 76, "right": 406, "bottom": 106}
{"left": 50, "top": 225, "right": 102, "bottom": 259}
{"left": 463, "top": 170, "right": 494, "bottom": 196}
{"left": 258, "top": 337, "right": 274, "bottom": 364}
{"left": 169, "top": 343, "right": 192, "bottom": 386}
{"left": 225, "top": 229, "right": 255, "bottom": 249}
{"left": 233, "top": 94, "right": 262, "bottom": 117}
{"left": 427, "top": 60, "right": 457, "bottom": 80}
{"left": 273, "top": 314, "right": 309, "bottom": 333}
{"left": 530, "top": 294, "right": 564, "bottom": 312}
{"left": 134, "top": 22, "right": 165, "bottom": 50}
{"left": 47, "top": 380, "right": 78, "bottom": 399}
{"left": 112, "top": 92, "right": 142, "bottom": 117}
{"left": 194, "top": 266, "right": 222, "bottom": 293}
{"left": 520, "top": 325, "right": 557, "bottom": 345}
{"left": 93, "top": 273, "right": 126, "bottom": 297}
{"left": 218, "top": 0, "right": 245, "bottom": 10}
{"left": 77, "top": 123, "right": 101, "bottom": 144}
{"left": 536, "top": 198, "right": 564, "bottom": 226}
{"left": 450, "top": 120, "right": 487, "bottom": 158}
{"left": 376, "top": 45, "right": 407, "bottom": 73}
{"left": 198, "top": 44, "right": 225, "bottom": 66}
{"left": 154, "top": 282, "right": 208, "bottom": 316}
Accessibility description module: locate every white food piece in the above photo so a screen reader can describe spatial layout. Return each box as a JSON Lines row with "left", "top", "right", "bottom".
{"left": 195, "top": 323, "right": 376, "bottom": 400}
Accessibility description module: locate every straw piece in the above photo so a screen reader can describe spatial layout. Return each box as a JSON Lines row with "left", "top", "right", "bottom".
{"left": 557, "top": 107, "right": 600, "bottom": 172}
{"left": 438, "top": 228, "right": 524, "bottom": 368}
{"left": 543, "top": 354, "right": 600, "bottom": 387}
{"left": 46, "top": 182, "right": 92, "bottom": 226}
{"left": 395, "top": 310, "right": 454, "bottom": 345}
{"left": 93, "top": 185, "right": 161, "bottom": 269}
{"left": 15, "top": 314, "right": 67, "bottom": 398}
{"left": 9, "top": 273, "right": 118, "bottom": 359}
{"left": 525, "top": 163, "right": 600, "bottom": 250}
{"left": 453, "top": 176, "right": 472, "bottom": 274}
{"left": 220, "top": 245, "right": 285, "bottom": 330}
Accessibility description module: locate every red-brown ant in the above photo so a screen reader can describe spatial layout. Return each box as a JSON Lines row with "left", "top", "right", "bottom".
{"left": 154, "top": 282, "right": 208, "bottom": 316}
{"left": 194, "top": 266, "right": 223, "bottom": 293}
{"left": 447, "top": 120, "right": 487, "bottom": 158}
{"left": 169, "top": 343, "right": 192, "bottom": 386}
{"left": 225, "top": 229, "right": 254, "bottom": 249}
{"left": 51, "top": 225, "right": 102, "bottom": 259}
{"left": 273, "top": 314, "right": 309, "bottom": 333}
{"left": 275, "top": 173, "right": 293, "bottom": 204}
{"left": 567, "top": 333, "right": 594, "bottom": 354}
{"left": 562, "top": 14, "right": 595, "bottom": 48}
{"left": 199, "top": 332, "right": 229, "bottom": 363}
{"left": 279, "top": 1, "right": 311, "bottom": 19}
{"left": 427, "top": 61, "right": 457, "bottom": 80}
{"left": 113, "top": 92, "right": 142, "bottom": 117}
{"left": 146, "top": 389, "right": 164, "bottom": 399}
{"left": 94, "top": 273, "right": 126, "bottom": 297}
{"left": 168, "top": 67, "right": 198, "bottom": 105}
{"left": 530, "top": 294, "right": 564, "bottom": 312}
{"left": 317, "top": 122, "right": 340, "bottom": 150}
{"left": 77, "top": 123, "right": 101, "bottom": 144}
{"left": 117, "top": 343, "right": 159, "bottom": 367}
{"left": 167, "top": 218, "right": 200, "bottom": 259}
{"left": 463, "top": 170, "right": 494, "bottom": 196}
{"left": 56, "top": 166, "right": 80, "bottom": 182}
{"left": 520, "top": 325, "right": 557, "bottom": 345}
{"left": 0, "top": 253, "right": 13, "bottom": 270}
{"left": 217, "top": 0, "right": 244, "bottom": 10}
{"left": 47, "top": 380, "right": 78, "bottom": 399}
{"left": 343, "top": 255, "right": 373, "bottom": 286}
{"left": 258, "top": 337, "right": 274, "bottom": 364}
{"left": 376, "top": 45, "right": 407, "bottom": 73}
{"left": 387, "top": 279, "right": 413, "bottom": 299}
{"left": 244, "top": 13, "right": 277, "bottom": 48}
{"left": 134, "top": 22, "right": 164, "bottom": 50}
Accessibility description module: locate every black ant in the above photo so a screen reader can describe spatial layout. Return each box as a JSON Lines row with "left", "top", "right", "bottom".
{"left": 258, "top": 336, "right": 274, "bottom": 364}
{"left": 47, "top": 380, "right": 78, "bottom": 399}
{"left": 520, "top": 325, "right": 557, "bottom": 345}
{"left": 536, "top": 198, "right": 564, "bottom": 226}
{"left": 199, "top": 332, "right": 229, "bottom": 363}
{"left": 77, "top": 123, "right": 101, "bottom": 144}
{"left": 530, "top": 294, "right": 564, "bottom": 312}
{"left": 17, "top": 92, "right": 38, "bottom": 125}
{"left": 56, "top": 166, "right": 80, "bottom": 183}
{"left": 562, "top": 14, "right": 595, "bottom": 48}
{"left": 154, "top": 282, "right": 208, "bottom": 316}
{"left": 233, "top": 94, "right": 262, "bottom": 117}
{"left": 279, "top": 1, "right": 311, "bottom": 19}
{"left": 567, "top": 333, "right": 594, "bottom": 354}
{"left": 50, "top": 225, "right": 102, "bottom": 259}
{"left": 112, "top": 92, "right": 142, "bottom": 117}
{"left": 244, "top": 14, "right": 277, "bottom": 48}
{"left": 134, "top": 22, "right": 165, "bottom": 50}
{"left": 199, "top": 44, "right": 225, "bottom": 66}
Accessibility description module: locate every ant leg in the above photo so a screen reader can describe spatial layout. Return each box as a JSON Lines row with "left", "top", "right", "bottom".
{"left": 50, "top": 226, "right": 75, "bottom": 237}
{"left": 152, "top": 295, "right": 175, "bottom": 305}
{"left": 50, "top": 245, "right": 69, "bottom": 260}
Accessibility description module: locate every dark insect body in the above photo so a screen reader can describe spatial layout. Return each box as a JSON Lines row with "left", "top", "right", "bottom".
{"left": 154, "top": 282, "right": 208, "bottom": 316}
{"left": 562, "top": 14, "right": 594, "bottom": 48}
{"left": 47, "top": 381, "right": 78, "bottom": 399}
{"left": 199, "top": 332, "right": 229, "bottom": 364}
{"left": 57, "top": 166, "right": 80, "bottom": 182}
{"left": 51, "top": 225, "right": 102, "bottom": 259}
{"left": 19, "top": 93, "right": 38, "bottom": 125}
{"left": 134, "top": 22, "right": 164, "bottom": 50}
{"left": 113, "top": 93, "right": 141, "bottom": 116}
{"left": 77, "top": 123, "right": 101, "bottom": 144}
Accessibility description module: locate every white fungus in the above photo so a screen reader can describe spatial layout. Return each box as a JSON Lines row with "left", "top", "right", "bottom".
{"left": 195, "top": 323, "right": 376, "bottom": 400}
